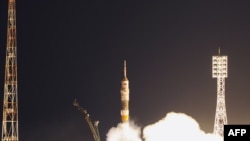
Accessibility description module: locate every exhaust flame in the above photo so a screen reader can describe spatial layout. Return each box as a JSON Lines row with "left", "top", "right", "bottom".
{"left": 106, "top": 112, "right": 223, "bottom": 141}
{"left": 106, "top": 121, "right": 142, "bottom": 141}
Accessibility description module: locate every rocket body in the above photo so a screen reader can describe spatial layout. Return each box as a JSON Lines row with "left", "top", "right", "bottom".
{"left": 121, "top": 60, "right": 129, "bottom": 122}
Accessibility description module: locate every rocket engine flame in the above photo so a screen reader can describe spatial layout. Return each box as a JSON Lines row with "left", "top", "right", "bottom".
{"left": 106, "top": 122, "right": 142, "bottom": 141}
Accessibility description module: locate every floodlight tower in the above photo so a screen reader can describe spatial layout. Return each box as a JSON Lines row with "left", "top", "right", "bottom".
{"left": 212, "top": 48, "right": 228, "bottom": 137}
{"left": 1, "top": 0, "right": 19, "bottom": 141}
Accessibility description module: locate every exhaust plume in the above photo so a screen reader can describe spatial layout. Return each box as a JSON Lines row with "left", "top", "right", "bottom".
{"left": 106, "top": 112, "right": 222, "bottom": 141}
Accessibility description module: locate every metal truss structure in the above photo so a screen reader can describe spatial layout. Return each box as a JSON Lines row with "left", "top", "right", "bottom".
{"left": 212, "top": 49, "right": 228, "bottom": 137}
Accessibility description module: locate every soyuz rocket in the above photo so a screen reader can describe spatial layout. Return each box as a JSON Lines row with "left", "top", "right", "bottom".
{"left": 120, "top": 60, "right": 129, "bottom": 122}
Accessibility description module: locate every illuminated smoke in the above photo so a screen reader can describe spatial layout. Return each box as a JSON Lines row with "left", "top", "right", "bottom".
{"left": 106, "top": 121, "right": 142, "bottom": 141}
{"left": 106, "top": 112, "right": 222, "bottom": 141}
{"left": 143, "top": 112, "right": 222, "bottom": 141}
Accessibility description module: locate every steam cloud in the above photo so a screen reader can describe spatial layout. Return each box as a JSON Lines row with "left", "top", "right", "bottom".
{"left": 106, "top": 112, "right": 223, "bottom": 141}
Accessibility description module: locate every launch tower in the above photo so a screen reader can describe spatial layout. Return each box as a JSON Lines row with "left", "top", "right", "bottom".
{"left": 212, "top": 48, "right": 228, "bottom": 137}
{"left": 1, "top": 0, "right": 19, "bottom": 141}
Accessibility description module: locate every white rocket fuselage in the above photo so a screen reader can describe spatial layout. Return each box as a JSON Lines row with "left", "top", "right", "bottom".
{"left": 121, "top": 60, "right": 129, "bottom": 122}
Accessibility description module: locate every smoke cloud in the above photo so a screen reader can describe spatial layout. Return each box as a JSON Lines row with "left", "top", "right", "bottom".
{"left": 106, "top": 112, "right": 223, "bottom": 141}
{"left": 106, "top": 121, "right": 142, "bottom": 141}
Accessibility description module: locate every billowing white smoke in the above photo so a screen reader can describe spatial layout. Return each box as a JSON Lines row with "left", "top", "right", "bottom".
{"left": 106, "top": 112, "right": 223, "bottom": 141}
{"left": 106, "top": 121, "right": 142, "bottom": 141}
{"left": 143, "top": 112, "right": 222, "bottom": 141}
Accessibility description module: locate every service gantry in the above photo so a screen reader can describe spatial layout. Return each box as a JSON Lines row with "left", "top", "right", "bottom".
{"left": 73, "top": 99, "right": 101, "bottom": 141}
{"left": 212, "top": 48, "right": 228, "bottom": 137}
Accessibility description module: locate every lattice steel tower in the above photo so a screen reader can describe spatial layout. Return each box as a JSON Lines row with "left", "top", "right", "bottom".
{"left": 1, "top": 0, "right": 19, "bottom": 140}
{"left": 212, "top": 48, "right": 228, "bottom": 137}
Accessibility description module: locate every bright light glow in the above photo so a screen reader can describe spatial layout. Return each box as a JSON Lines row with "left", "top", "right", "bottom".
{"left": 212, "top": 56, "right": 228, "bottom": 78}
{"left": 106, "top": 121, "right": 142, "bottom": 141}
{"left": 106, "top": 112, "right": 223, "bottom": 141}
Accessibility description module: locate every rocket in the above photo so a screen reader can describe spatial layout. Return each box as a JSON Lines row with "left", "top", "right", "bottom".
{"left": 120, "top": 60, "right": 129, "bottom": 122}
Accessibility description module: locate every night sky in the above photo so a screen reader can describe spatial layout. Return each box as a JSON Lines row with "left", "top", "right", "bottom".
{"left": 0, "top": 0, "right": 250, "bottom": 141}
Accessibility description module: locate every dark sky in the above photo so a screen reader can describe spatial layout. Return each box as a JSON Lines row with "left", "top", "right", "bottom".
{"left": 0, "top": 0, "right": 250, "bottom": 141}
